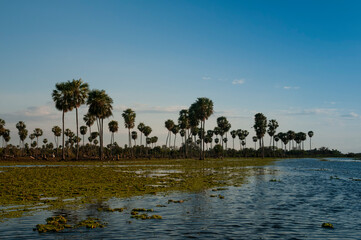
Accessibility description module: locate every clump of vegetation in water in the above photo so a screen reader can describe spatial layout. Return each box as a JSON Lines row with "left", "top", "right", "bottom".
{"left": 34, "top": 215, "right": 106, "bottom": 233}
{"left": 0, "top": 158, "right": 276, "bottom": 222}
{"left": 269, "top": 179, "right": 281, "bottom": 182}
{"left": 34, "top": 215, "right": 72, "bottom": 233}
{"left": 212, "top": 187, "right": 228, "bottom": 191}
{"left": 168, "top": 199, "right": 185, "bottom": 203}
{"left": 321, "top": 223, "right": 334, "bottom": 229}
{"left": 130, "top": 208, "right": 162, "bottom": 220}
{"left": 75, "top": 217, "right": 106, "bottom": 229}
{"left": 97, "top": 207, "right": 124, "bottom": 212}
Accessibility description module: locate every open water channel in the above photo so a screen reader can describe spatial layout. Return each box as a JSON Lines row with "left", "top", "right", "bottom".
{"left": 1, "top": 158, "right": 361, "bottom": 239}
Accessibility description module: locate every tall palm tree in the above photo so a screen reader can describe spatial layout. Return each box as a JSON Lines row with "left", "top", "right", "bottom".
{"left": 308, "top": 131, "right": 314, "bottom": 150}
{"left": 122, "top": 108, "right": 136, "bottom": 148}
{"left": 267, "top": 119, "right": 279, "bottom": 150}
{"left": 253, "top": 113, "right": 267, "bottom": 158}
{"left": 143, "top": 126, "right": 152, "bottom": 148}
{"left": 151, "top": 136, "right": 158, "bottom": 147}
{"left": 178, "top": 109, "right": 190, "bottom": 157}
{"left": 108, "top": 120, "right": 119, "bottom": 145}
{"left": 87, "top": 89, "right": 113, "bottom": 160}
{"left": 69, "top": 79, "right": 89, "bottom": 160}
{"left": 207, "top": 130, "right": 214, "bottom": 148}
{"left": 164, "top": 119, "right": 175, "bottom": 148}
{"left": 80, "top": 126, "right": 88, "bottom": 146}
{"left": 189, "top": 97, "right": 214, "bottom": 160}
{"left": 52, "top": 82, "right": 73, "bottom": 160}
{"left": 3, "top": 129, "right": 10, "bottom": 147}
{"left": 137, "top": 122, "right": 145, "bottom": 146}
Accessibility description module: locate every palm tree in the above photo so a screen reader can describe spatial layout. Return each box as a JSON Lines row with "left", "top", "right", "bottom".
{"left": 19, "top": 129, "right": 28, "bottom": 150}
{"left": 122, "top": 108, "right": 136, "bottom": 148}
{"left": 253, "top": 113, "right": 267, "bottom": 158}
{"left": 52, "top": 126, "right": 61, "bottom": 149}
{"left": 171, "top": 125, "right": 180, "bottom": 149}
{"left": 29, "top": 133, "right": 35, "bottom": 147}
{"left": 230, "top": 130, "right": 237, "bottom": 150}
{"left": 131, "top": 131, "right": 138, "bottom": 146}
{"left": 83, "top": 113, "right": 96, "bottom": 138}
{"left": 3, "top": 129, "right": 10, "bottom": 147}
{"left": 151, "top": 136, "right": 158, "bottom": 147}
{"left": 267, "top": 119, "right": 279, "bottom": 150}
{"left": 52, "top": 82, "right": 73, "bottom": 160}
{"left": 0, "top": 119, "right": 5, "bottom": 148}
{"left": 252, "top": 136, "right": 258, "bottom": 149}
{"left": 178, "top": 109, "right": 190, "bottom": 157}
{"left": 308, "top": 131, "right": 314, "bottom": 150}
{"left": 33, "top": 128, "right": 43, "bottom": 147}
{"left": 108, "top": 120, "right": 119, "bottom": 145}
{"left": 164, "top": 119, "right": 175, "bottom": 148}
{"left": 16, "top": 121, "right": 27, "bottom": 148}
{"left": 189, "top": 97, "right": 214, "bottom": 160}
{"left": 87, "top": 89, "right": 113, "bottom": 160}
{"left": 137, "top": 122, "right": 145, "bottom": 146}
{"left": 69, "top": 79, "right": 89, "bottom": 160}
{"left": 80, "top": 126, "right": 88, "bottom": 146}
{"left": 287, "top": 130, "right": 296, "bottom": 150}
{"left": 143, "top": 126, "right": 152, "bottom": 147}
{"left": 207, "top": 130, "right": 214, "bottom": 148}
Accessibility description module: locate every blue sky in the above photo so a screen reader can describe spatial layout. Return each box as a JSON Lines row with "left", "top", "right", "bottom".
{"left": 1, "top": 0, "right": 361, "bottom": 152}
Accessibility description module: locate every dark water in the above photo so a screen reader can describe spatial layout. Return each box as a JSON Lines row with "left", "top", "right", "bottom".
{"left": 2, "top": 158, "right": 361, "bottom": 239}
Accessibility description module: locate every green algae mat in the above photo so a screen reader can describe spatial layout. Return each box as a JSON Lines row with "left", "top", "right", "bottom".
{"left": 0, "top": 158, "right": 277, "bottom": 222}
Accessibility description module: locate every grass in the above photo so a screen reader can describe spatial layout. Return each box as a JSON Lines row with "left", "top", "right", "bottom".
{"left": 0, "top": 158, "right": 277, "bottom": 222}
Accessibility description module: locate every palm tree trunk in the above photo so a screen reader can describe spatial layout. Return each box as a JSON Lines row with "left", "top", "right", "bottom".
{"left": 76, "top": 107, "right": 79, "bottom": 160}
{"left": 165, "top": 132, "right": 169, "bottom": 148}
{"left": 174, "top": 134, "right": 176, "bottom": 149}
{"left": 62, "top": 110, "right": 65, "bottom": 160}
{"left": 310, "top": 138, "right": 312, "bottom": 150}
{"left": 202, "top": 120, "right": 206, "bottom": 160}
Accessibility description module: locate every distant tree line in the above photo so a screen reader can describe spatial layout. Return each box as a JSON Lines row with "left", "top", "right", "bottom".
{"left": 0, "top": 78, "right": 332, "bottom": 161}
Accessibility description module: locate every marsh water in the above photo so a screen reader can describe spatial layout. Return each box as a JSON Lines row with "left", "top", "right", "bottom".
{"left": 1, "top": 158, "right": 361, "bottom": 239}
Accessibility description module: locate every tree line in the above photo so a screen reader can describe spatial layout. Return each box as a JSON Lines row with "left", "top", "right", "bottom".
{"left": 0, "top": 79, "right": 317, "bottom": 160}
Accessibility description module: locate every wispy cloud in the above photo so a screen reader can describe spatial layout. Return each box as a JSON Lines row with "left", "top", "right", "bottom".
{"left": 281, "top": 108, "right": 337, "bottom": 116}
{"left": 2, "top": 104, "right": 60, "bottom": 122}
{"left": 341, "top": 112, "right": 360, "bottom": 119}
{"left": 232, "top": 79, "right": 245, "bottom": 85}
{"left": 202, "top": 76, "right": 211, "bottom": 80}
{"left": 283, "top": 86, "right": 300, "bottom": 90}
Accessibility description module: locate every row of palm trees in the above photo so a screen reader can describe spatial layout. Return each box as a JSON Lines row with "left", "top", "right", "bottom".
{"left": 0, "top": 79, "right": 315, "bottom": 160}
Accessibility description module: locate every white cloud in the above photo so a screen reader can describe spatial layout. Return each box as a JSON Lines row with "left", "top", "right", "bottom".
{"left": 232, "top": 79, "right": 245, "bottom": 85}
{"left": 283, "top": 86, "right": 300, "bottom": 90}
{"left": 202, "top": 76, "right": 211, "bottom": 80}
